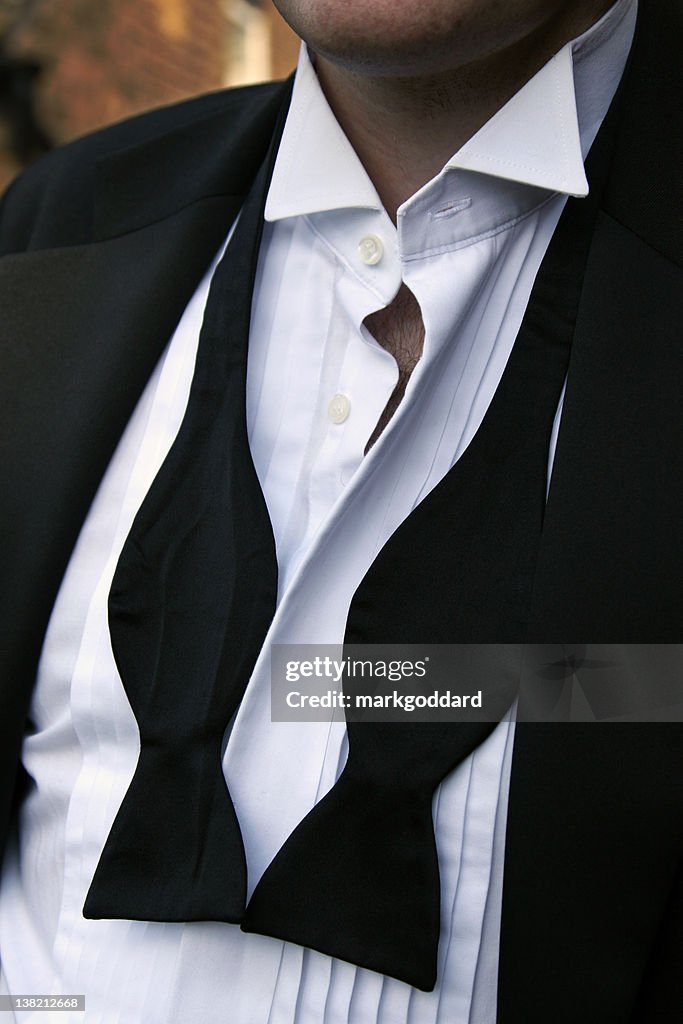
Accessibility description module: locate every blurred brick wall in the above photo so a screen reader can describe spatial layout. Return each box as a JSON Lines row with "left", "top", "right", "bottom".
{"left": 0, "top": 0, "right": 299, "bottom": 191}
{"left": 3, "top": 0, "right": 230, "bottom": 152}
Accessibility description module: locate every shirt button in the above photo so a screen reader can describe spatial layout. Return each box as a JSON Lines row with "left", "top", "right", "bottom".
{"left": 358, "top": 234, "right": 384, "bottom": 265}
{"left": 328, "top": 393, "right": 351, "bottom": 424}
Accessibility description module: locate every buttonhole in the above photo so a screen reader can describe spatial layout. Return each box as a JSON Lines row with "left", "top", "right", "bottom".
{"left": 431, "top": 197, "right": 472, "bottom": 220}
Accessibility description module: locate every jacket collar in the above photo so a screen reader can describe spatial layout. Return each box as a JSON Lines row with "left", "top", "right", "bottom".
{"left": 94, "top": 78, "right": 293, "bottom": 241}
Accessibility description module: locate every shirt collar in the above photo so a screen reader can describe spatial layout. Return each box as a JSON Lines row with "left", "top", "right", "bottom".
{"left": 265, "top": 46, "right": 383, "bottom": 220}
{"left": 449, "top": 44, "right": 588, "bottom": 196}
{"left": 265, "top": 0, "right": 636, "bottom": 221}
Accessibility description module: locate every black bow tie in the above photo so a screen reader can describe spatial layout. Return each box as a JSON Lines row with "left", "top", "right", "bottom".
{"left": 83, "top": 81, "right": 615, "bottom": 989}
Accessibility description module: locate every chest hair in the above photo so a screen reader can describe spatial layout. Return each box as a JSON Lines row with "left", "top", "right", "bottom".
{"left": 363, "top": 284, "right": 426, "bottom": 451}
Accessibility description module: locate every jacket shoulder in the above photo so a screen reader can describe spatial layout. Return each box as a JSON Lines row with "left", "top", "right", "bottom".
{"left": 0, "top": 81, "right": 284, "bottom": 255}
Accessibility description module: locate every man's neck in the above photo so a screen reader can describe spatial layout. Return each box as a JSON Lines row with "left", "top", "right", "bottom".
{"left": 313, "top": 1, "right": 615, "bottom": 221}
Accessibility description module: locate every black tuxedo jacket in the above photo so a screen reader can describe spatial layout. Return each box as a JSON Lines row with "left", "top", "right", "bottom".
{"left": 1, "top": 1, "right": 682, "bottom": 1019}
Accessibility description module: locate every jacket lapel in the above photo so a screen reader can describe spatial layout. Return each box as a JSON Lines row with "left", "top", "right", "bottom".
{"left": 498, "top": 0, "right": 683, "bottom": 1017}
{"left": 0, "top": 79, "right": 292, "bottom": 850}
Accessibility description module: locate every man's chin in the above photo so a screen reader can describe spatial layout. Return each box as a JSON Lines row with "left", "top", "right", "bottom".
{"left": 272, "top": 0, "right": 615, "bottom": 82}
{"left": 271, "top": 0, "right": 480, "bottom": 78}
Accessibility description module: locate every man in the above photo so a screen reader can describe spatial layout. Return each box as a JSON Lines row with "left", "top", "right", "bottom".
{"left": 0, "top": 0, "right": 681, "bottom": 1020}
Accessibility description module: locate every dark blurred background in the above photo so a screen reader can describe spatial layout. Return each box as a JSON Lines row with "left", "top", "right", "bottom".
{"left": 0, "top": 0, "right": 299, "bottom": 191}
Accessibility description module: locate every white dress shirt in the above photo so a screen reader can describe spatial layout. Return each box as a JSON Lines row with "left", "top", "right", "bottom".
{"left": 0, "top": 2, "right": 636, "bottom": 1021}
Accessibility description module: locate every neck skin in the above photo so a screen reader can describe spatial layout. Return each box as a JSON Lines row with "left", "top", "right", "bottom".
{"left": 314, "top": 2, "right": 615, "bottom": 221}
